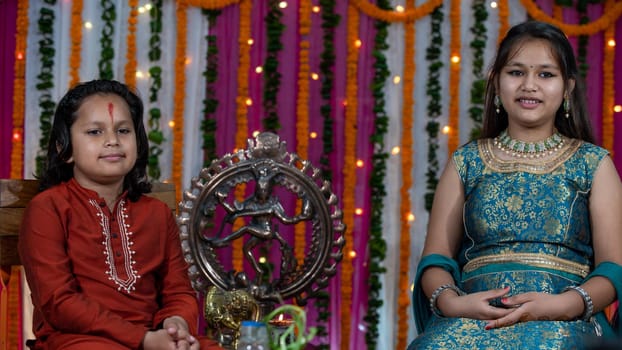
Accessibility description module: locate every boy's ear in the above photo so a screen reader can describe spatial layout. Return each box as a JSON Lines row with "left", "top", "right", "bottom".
{"left": 56, "top": 142, "right": 73, "bottom": 163}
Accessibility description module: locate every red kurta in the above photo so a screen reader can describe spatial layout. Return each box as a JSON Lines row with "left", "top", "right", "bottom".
{"left": 18, "top": 178, "right": 200, "bottom": 349}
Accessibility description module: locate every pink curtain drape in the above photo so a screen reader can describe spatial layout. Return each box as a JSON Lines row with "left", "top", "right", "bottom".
{"left": 0, "top": 0, "right": 17, "bottom": 178}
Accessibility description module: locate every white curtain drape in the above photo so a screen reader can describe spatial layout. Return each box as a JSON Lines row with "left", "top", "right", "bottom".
{"left": 20, "top": 1, "right": 530, "bottom": 347}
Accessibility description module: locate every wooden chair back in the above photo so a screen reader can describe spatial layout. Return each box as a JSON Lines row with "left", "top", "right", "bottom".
{"left": 0, "top": 179, "right": 177, "bottom": 268}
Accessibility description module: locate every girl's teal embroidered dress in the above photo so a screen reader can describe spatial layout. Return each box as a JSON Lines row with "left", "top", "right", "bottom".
{"left": 409, "top": 139, "right": 622, "bottom": 349}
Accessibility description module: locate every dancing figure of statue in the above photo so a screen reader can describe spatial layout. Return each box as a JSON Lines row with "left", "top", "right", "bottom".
{"left": 206, "top": 162, "right": 313, "bottom": 283}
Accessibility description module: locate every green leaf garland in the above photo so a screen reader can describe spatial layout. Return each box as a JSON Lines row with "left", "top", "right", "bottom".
{"left": 35, "top": 1, "right": 57, "bottom": 177}
{"left": 424, "top": 5, "right": 444, "bottom": 212}
{"left": 147, "top": 0, "right": 164, "bottom": 180}
{"left": 363, "top": 0, "right": 391, "bottom": 347}
{"left": 263, "top": 0, "right": 285, "bottom": 132}
{"left": 316, "top": 1, "right": 340, "bottom": 348}
{"left": 468, "top": 0, "right": 487, "bottom": 140}
{"left": 99, "top": 0, "right": 116, "bottom": 80}
{"left": 201, "top": 9, "right": 221, "bottom": 167}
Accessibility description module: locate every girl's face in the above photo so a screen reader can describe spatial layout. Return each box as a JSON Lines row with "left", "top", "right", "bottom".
{"left": 67, "top": 93, "right": 137, "bottom": 189}
{"left": 497, "top": 39, "right": 572, "bottom": 133}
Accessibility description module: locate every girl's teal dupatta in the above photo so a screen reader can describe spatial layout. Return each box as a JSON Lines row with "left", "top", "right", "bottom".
{"left": 412, "top": 254, "right": 461, "bottom": 333}
{"left": 586, "top": 261, "right": 622, "bottom": 337}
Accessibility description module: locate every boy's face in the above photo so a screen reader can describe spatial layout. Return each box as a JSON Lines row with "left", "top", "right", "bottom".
{"left": 67, "top": 93, "right": 138, "bottom": 190}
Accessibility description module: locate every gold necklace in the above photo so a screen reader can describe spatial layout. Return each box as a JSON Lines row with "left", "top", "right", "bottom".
{"left": 494, "top": 129, "right": 564, "bottom": 158}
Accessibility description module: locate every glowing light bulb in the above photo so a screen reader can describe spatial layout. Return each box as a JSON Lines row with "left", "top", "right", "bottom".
{"left": 393, "top": 75, "right": 401, "bottom": 84}
{"left": 279, "top": 1, "right": 287, "bottom": 9}
{"left": 311, "top": 73, "right": 319, "bottom": 80}
{"left": 355, "top": 208, "right": 363, "bottom": 215}
{"left": 395, "top": 5, "right": 405, "bottom": 12}
{"left": 490, "top": 1, "right": 498, "bottom": 9}
{"left": 255, "top": 66, "right": 263, "bottom": 74}
{"left": 312, "top": 6, "right": 320, "bottom": 13}
{"left": 247, "top": 39, "right": 254, "bottom": 45}
{"left": 614, "top": 105, "right": 622, "bottom": 113}
{"left": 252, "top": 130, "right": 260, "bottom": 137}
{"left": 245, "top": 98, "right": 253, "bottom": 106}
{"left": 391, "top": 146, "right": 401, "bottom": 155}
{"left": 451, "top": 55, "right": 460, "bottom": 64}
{"left": 310, "top": 132, "right": 318, "bottom": 139}
{"left": 356, "top": 159, "right": 364, "bottom": 168}
{"left": 442, "top": 126, "right": 451, "bottom": 134}
{"left": 607, "top": 39, "right": 616, "bottom": 47}
{"left": 355, "top": 39, "right": 362, "bottom": 48}
{"left": 168, "top": 121, "right": 175, "bottom": 128}
{"left": 349, "top": 250, "right": 357, "bottom": 259}
{"left": 407, "top": 213, "right": 415, "bottom": 222}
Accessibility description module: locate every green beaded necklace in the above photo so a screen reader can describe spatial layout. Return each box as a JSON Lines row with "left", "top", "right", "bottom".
{"left": 494, "top": 129, "right": 564, "bottom": 158}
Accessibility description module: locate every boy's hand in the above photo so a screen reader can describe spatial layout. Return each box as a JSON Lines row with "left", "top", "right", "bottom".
{"left": 163, "top": 316, "right": 199, "bottom": 350}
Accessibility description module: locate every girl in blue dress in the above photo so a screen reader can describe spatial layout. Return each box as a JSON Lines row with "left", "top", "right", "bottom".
{"left": 409, "top": 21, "right": 622, "bottom": 349}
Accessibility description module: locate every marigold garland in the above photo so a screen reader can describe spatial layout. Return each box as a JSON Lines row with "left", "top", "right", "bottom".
{"left": 180, "top": 0, "right": 240, "bottom": 9}
{"left": 601, "top": 0, "right": 615, "bottom": 153}
{"left": 231, "top": 0, "right": 253, "bottom": 272}
{"left": 350, "top": 0, "right": 443, "bottom": 23}
{"left": 447, "top": 0, "right": 461, "bottom": 154}
{"left": 341, "top": 3, "right": 359, "bottom": 349}
{"left": 69, "top": 0, "right": 83, "bottom": 87}
{"left": 10, "top": 0, "right": 28, "bottom": 179}
{"left": 397, "top": 5, "right": 415, "bottom": 349}
{"left": 519, "top": 0, "right": 622, "bottom": 36}
{"left": 497, "top": 0, "right": 509, "bottom": 45}
{"left": 294, "top": 0, "right": 311, "bottom": 265}
{"left": 124, "top": 0, "right": 138, "bottom": 88}
{"left": 173, "top": 2, "right": 188, "bottom": 202}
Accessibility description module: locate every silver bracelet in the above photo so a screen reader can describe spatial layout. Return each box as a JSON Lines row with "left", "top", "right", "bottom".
{"left": 429, "top": 284, "right": 465, "bottom": 317}
{"left": 562, "top": 285, "right": 593, "bottom": 321}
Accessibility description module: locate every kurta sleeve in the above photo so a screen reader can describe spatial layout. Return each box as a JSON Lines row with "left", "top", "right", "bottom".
{"left": 18, "top": 193, "right": 148, "bottom": 348}
{"left": 152, "top": 208, "right": 200, "bottom": 333}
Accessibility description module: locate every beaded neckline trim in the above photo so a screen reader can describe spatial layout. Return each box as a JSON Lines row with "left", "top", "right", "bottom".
{"left": 479, "top": 137, "right": 582, "bottom": 174}
{"left": 494, "top": 129, "right": 564, "bottom": 158}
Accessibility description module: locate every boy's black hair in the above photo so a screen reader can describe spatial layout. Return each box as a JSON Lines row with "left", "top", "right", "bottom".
{"left": 39, "top": 79, "right": 151, "bottom": 200}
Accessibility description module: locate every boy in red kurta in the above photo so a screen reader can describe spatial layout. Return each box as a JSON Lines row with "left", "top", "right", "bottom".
{"left": 18, "top": 80, "right": 222, "bottom": 350}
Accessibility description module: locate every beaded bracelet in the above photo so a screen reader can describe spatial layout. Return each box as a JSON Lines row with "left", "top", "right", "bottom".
{"left": 562, "top": 285, "right": 593, "bottom": 321}
{"left": 429, "top": 284, "right": 466, "bottom": 317}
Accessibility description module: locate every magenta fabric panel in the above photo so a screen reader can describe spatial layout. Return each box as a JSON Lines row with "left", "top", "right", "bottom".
{"left": 584, "top": 5, "right": 605, "bottom": 144}
{"left": 0, "top": 0, "right": 17, "bottom": 178}
{"left": 613, "top": 18, "right": 622, "bottom": 171}
{"left": 349, "top": 8, "right": 376, "bottom": 350}
{"left": 212, "top": 4, "right": 242, "bottom": 272}
{"left": 247, "top": 0, "right": 267, "bottom": 135}
{"left": 328, "top": 1, "right": 349, "bottom": 348}
{"left": 214, "top": 5, "right": 241, "bottom": 157}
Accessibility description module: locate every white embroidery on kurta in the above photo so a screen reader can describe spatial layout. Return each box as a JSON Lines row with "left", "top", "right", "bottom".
{"left": 90, "top": 199, "right": 141, "bottom": 293}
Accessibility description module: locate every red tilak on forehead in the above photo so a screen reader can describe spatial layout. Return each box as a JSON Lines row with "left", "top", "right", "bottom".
{"left": 108, "top": 102, "right": 114, "bottom": 124}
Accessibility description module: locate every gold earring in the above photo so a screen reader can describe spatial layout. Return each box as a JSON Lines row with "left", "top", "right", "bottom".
{"left": 494, "top": 95, "right": 501, "bottom": 114}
